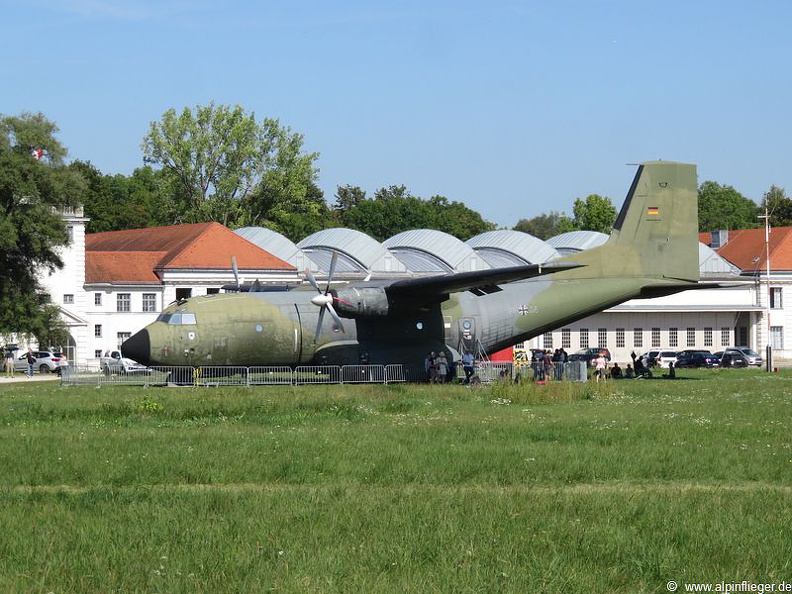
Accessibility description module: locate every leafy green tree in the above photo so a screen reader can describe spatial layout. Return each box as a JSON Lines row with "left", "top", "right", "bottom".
{"left": 142, "top": 102, "right": 320, "bottom": 229}
{"left": 426, "top": 195, "right": 495, "bottom": 239}
{"left": 760, "top": 185, "right": 792, "bottom": 228}
{"left": 0, "top": 112, "right": 86, "bottom": 343}
{"left": 338, "top": 186, "right": 493, "bottom": 241}
{"left": 697, "top": 181, "right": 758, "bottom": 231}
{"left": 71, "top": 162, "right": 172, "bottom": 233}
{"left": 513, "top": 211, "right": 573, "bottom": 239}
{"left": 570, "top": 194, "right": 617, "bottom": 234}
{"left": 333, "top": 185, "right": 366, "bottom": 212}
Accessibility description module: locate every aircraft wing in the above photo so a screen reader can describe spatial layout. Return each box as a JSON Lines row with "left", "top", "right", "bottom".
{"left": 385, "top": 261, "right": 584, "bottom": 302}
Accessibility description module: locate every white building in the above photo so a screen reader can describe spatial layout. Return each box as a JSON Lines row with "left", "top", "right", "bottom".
{"left": 41, "top": 215, "right": 298, "bottom": 366}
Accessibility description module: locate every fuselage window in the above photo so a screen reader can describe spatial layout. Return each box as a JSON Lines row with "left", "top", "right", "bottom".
{"left": 168, "top": 313, "right": 182, "bottom": 325}
{"left": 181, "top": 313, "right": 197, "bottom": 325}
{"left": 157, "top": 313, "right": 172, "bottom": 323}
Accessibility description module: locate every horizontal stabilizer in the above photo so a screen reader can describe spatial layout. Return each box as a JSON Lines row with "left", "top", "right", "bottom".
{"left": 386, "top": 261, "right": 584, "bottom": 302}
{"left": 638, "top": 281, "right": 743, "bottom": 299}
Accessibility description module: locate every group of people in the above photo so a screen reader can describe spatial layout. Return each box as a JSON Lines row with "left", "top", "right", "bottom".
{"left": 425, "top": 350, "right": 477, "bottom": 384}
{"left": 3, "top": 348, "right": 36, "bottom": 378}
{"left": 530, "top": 348, "right": 569, "bottom": 381}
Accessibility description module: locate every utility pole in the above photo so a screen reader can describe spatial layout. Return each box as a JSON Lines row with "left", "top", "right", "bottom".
{"left": 758, "top": 207, "right": 772, "bottom": 372}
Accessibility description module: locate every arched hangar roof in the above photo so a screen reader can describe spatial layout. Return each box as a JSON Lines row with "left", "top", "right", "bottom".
{"left": 298, "top": 228, "right": 408, "bottom": 275}
{"left": 466, "top": 230, "right": 560, "bottom": 266}
{"left": 235, "top": 227, "right": 319, "bottom": 272}
{"left": 546, "top": 230, "right": 609, "bottom": 255}
{"left": 383, "top": 229, "right": 489, "bottom": 273}
{"left": 699, "top": 243, "right": 742, "bottom": 277}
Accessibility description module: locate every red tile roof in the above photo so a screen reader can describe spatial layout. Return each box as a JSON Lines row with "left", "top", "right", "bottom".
{"left": 701, "top": 227, "right": 792, "bottom": 272}
{"left": 86, "top": 222, "right": 296, "bottom": 284}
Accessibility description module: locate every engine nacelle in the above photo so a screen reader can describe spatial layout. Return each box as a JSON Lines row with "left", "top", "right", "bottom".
{"left": 333, "top": 286, "right": 391, "bottom": 317}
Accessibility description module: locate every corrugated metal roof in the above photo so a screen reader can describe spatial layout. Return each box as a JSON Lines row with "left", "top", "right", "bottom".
{"left": 298, "top": 228, "right": 408, "bottom": 274}
{"left": 545, "top": 230, "right": 610, "bottom": 254}
{"left": 467, "top": 230, "right": 559, "bottom": 265}
{"left": 383, "top": 229, "right": 488, "bottom": 271}
{"left": 235, "top": 227, "right": 319, "bottom": 272}
{"left": 699, "top": 243, "right": 742, "bottom": 277}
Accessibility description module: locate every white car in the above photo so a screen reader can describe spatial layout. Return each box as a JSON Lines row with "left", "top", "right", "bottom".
{"left": 656, "top": 351, "right": 678, "bottom": 368}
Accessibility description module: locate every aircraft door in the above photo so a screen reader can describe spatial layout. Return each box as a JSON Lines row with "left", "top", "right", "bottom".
{"left": 458, "top": 317, "right": 478, "bottom": 354}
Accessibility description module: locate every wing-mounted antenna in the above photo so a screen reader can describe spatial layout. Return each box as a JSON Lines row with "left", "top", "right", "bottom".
{"left": 305, "top": 252, "right": 345, "bottom": 340}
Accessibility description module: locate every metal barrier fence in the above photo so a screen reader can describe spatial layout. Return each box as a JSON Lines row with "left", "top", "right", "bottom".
{"left": 60, "top": 360, "right": 591, "bottom": 387}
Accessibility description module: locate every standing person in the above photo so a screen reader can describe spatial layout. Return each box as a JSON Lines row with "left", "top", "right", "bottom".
{"left": 427, "top": 352, "right": 438, "bottom": 383}
{"left": 542, "top": 350, "right": 554, "bottom": 381}
{"left": 461, "top": 351, "right": 475, "bottom": 384}
{"left": 594, "top": 351, "right": 608, "bottom": 383}
{"left": 57, "top": 353, "right": 69, "bottom": 377}
{"left": 25, "top": 348, "right": 36, "bottom": 378}
{"left": 436, "top": 351, "right": 448, "bottom": 384}
{"left": 4, "top": 349, "right": 14, "bottom": 378}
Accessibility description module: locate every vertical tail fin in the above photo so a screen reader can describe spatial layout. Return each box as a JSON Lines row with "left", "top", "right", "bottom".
{"left": 610, "top": 161, "right": 699, "bottom": 281}
{"left": 563, "top": 161, "right": 699, "bottom": 283}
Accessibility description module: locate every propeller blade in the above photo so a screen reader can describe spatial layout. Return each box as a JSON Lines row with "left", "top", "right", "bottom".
{"left": 304, "top": 269, "right": 321, "bottom": 292}
{"left": 326, "top": 303, "right": 345, "bottom": 333}
{"left": 314, "top": 307, "right": 326, "bottom": 341}
{"left": 231, "top": 256, "right": 240, "bottom": 286}
{"left": 326, "top": 251, "right": 339, "bottom": 292}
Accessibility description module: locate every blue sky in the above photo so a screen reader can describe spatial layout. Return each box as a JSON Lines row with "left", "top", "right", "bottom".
{"left": 3, "top": 0, "right": 791, "bottom": 227}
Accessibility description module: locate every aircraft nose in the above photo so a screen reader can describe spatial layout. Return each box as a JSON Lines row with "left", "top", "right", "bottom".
{"left": 122, "top": 329, "right": 150, "bottom": 365}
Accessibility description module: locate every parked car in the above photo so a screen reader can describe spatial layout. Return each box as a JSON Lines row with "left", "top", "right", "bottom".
{"left": 99, "top": 349, "right": 150, "bottom": 375}
{"left": 639, "top": 350, "right": 677, "bottom": 368}
{"left": 569, "top": 348, "right": 611, "bottom": 366}
{"left": 724, "top": 347, "right": 763, "bottom": 367}
{"left": 14, "top": 350, "right": 61, "bottom": 373}
{"left": 720, "top": 351, "right": 749, "bottom": 367}
{"left": 675, "top": 350, "right": 720, "bottom": 368}
{"left": 639, "top": 350, "right": 661, "bottom": 368}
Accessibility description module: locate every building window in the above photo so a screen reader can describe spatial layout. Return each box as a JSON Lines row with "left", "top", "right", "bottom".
{"left": 94, "top": 350, "right": 102, "bottom": 359}
{"left": 207, "top": 287, "right": 220, "bottom": 295}
{"left": 176, "top": 288, "right": 192, "bottom": 301}
{"left": 94, "top": 324, "right": 102, "bottom": 338}
{"left": 67, "top": 225, "right": 74, "bottom": 242}
{"left": 117, "top": 293, "right": 131, "bottom": 312}
{"left": 651, "top": 328, "right": 661, "bottom": 348}
{"left": 770, "top": 287, "right": 783, "bottom": 309}
{"left": 597, "top": 328, "right": 607, "bottom": 348}
{"left": 117, "top": 332, "right": 131, "bottom": 347}
{"left": 704, "top": 327, "right": 713, "bottom": 347}
{"left": 633, "top": 328, "right": 643, "bottom": 348}
{"left": 63, "top": 294, "right": 74, "bottom": 304}
{"left": 687, "top": 327, "right": 696, "bottom": 347}
{"left": 738, "top": 326, "right": 748, "bottom": 346}
{"left": 771, "top": 326, "right": 784, "bottom": 350}
{"left": 721, "top": 327, "right": 730, "bottom": 346}
{"left": 561, "top": 328, "right": 571, "bottom": 349}
{"left": 616, "top": 328, "right": 625, "bottom": 348}
{"left": 669, "top": 327, "right": 678, "bottom": 348}
{"left": 580, "top": 328, "right": 589, "bottom": 349}
{"left": 143, "top": 293, "right": 157, "bottom": 313}
{"left": 95, "top": 293, "right": 102, "bottom": 306}
{"left": 543, "top": 333, "right": 553, "bottom": 349}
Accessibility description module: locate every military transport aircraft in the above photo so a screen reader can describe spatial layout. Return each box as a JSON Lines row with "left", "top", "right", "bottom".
{"left": 122, "top": 161, "right": 701, "bottom": 369}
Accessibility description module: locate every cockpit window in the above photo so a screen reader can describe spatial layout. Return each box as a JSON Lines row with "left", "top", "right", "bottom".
{"left": 160, "top": 312, "right": 197, "bottom": 325}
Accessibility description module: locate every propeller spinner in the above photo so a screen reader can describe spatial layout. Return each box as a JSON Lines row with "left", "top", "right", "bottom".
{"left": 305, "top": 252, "right": 345, "bottom": 340}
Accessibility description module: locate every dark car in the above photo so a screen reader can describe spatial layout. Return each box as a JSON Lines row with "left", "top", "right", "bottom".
{"left": 720, "top": 352, "right": 749, "bottom": 367}
{"left": 675, "top": 350, "right": 719, "bottom": 368}
{"left": 569, "top": 347, "right": 612, "bottom": 366}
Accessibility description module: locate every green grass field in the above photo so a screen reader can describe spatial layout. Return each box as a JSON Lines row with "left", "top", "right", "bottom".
{"left": 1, "top": 369, "right": 791, "bottom": 593}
